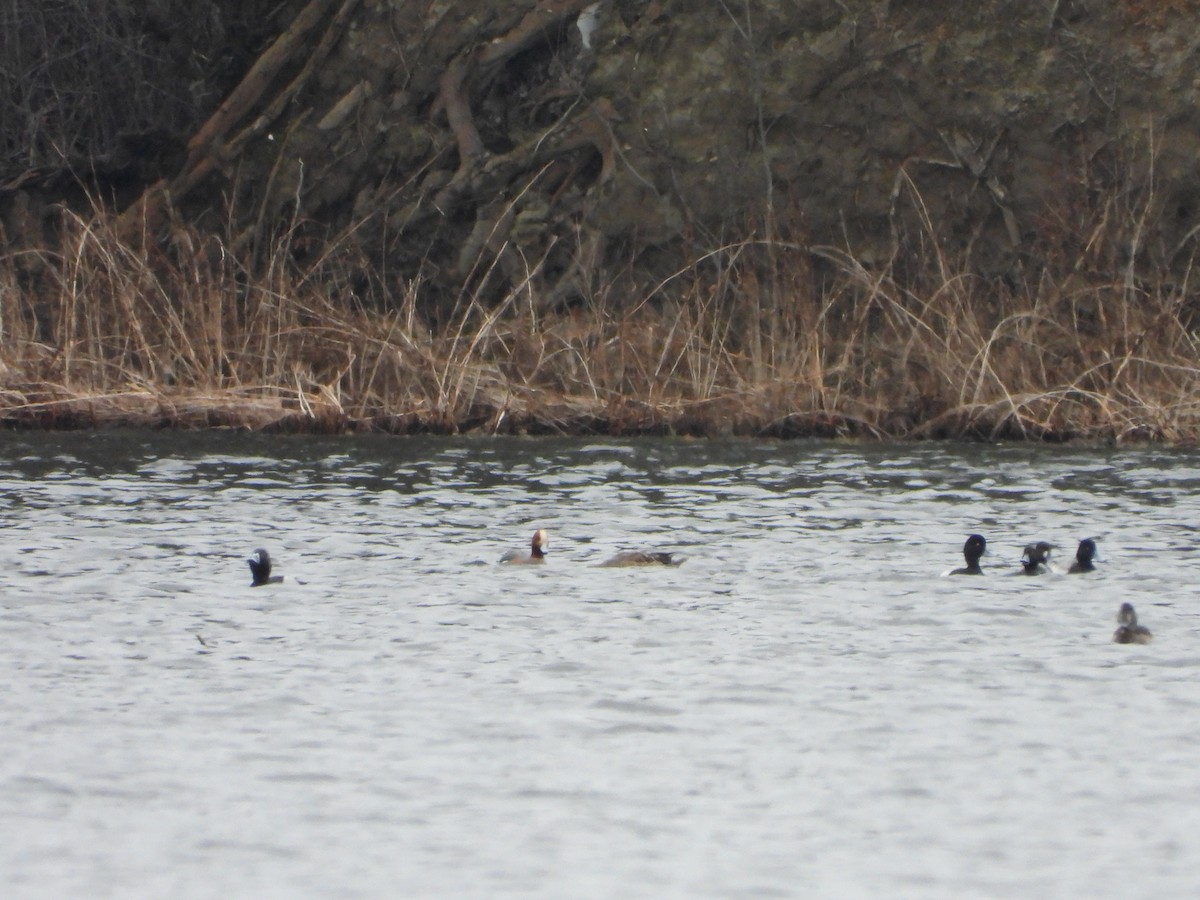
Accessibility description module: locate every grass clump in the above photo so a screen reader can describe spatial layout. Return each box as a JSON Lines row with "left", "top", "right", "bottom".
{"left": 2, "top": 168, "right": 1199, "bottom": 442}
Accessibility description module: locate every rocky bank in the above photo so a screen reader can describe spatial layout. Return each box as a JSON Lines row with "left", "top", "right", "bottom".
{"left": 3, "top": 1, "right": 1200, "bottom": 310}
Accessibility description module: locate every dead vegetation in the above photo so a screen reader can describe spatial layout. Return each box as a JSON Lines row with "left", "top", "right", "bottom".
{"left": 3, "top": 3, "right": 1198, "bottom": 444}
{"left": 2, "top": 154, "right": 1200, "bottom": 442}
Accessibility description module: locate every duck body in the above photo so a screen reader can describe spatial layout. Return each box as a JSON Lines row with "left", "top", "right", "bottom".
{"left": 599, "top": 550, "right": 683, "bottom": 568}
{"left": 1067, "top": 538, "right": 1097, "bottom": 574}
{"left": 248, "top": 548, "right": 284, "bottom": 587}
{"left": 948, "top": 534, "right": 986, "bottom": 575}
{"left": 1020, "top": 541, "right": 1053, "bottom": 575}
{"left": 500, "top": 528, "right": 548, "bottom": 565}
{"left": 1113, "top": 602, "right": 1152, "bottom": 644}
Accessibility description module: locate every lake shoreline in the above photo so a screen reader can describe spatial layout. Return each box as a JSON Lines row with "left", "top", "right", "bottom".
{"left": 5, "top": 210, "right": 1199, "bottom": 446}
{"left": 0, "top": 382, "right": 1181, "bottom": 445}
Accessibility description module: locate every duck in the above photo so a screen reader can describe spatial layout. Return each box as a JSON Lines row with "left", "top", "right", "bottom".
{"left": 599, "top": 550, "right": 684, "bottom": 568}
{"left": 1020, "top": 541, "right": 1053, "bottom": 575}
{"left": 1112, "top": 602, "right": 1152, "bottom": 644}
{"left": 948, "top": 534, "right": 986, "bottom": 575}
{"left": 1067, "top": 538, "right": 1097, "bottom": 574}
{"left": 248, "top": 548, "right": 284, "bottom": 587}
{"left": 500, "top": 528, "right": 548, "bottom": 564}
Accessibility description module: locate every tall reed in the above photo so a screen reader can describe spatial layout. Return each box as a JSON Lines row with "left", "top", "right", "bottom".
{"left": 2, "top": 172, "right": 1199, "bottom": 440}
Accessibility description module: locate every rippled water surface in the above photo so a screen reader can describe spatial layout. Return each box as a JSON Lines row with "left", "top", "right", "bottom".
{"left": 3, "top": 431, "right": 1200, "bottom": 898}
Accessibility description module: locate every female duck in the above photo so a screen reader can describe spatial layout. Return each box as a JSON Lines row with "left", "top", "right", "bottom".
{"left": 948, "top": 534, "right": 986, "bottom": 575}
{"left": 1020, "top": 541, "right": 1053, "bottom": 575}
{"left": 1067, "top": 538, "right": 1097, "bottom": 574}
{"left": 1112, "top": 602, "right": 1152, "bottom": 644}
{"left": 500, "top": 529, "right": 548, "bottom": 564}
{"left": 599, "top": 550, "right": 683, "bottom": 568}
{"left": 248, "top": 548, "right": 284, "bottom": 587}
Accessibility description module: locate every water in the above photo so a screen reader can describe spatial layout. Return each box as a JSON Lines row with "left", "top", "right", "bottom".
{"left": 1, "top": 431, "right": 1199, "bottom": 898}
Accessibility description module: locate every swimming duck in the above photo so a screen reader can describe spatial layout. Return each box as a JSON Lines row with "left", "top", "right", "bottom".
{"left": 500, "top": 528, "right": 548, "bottom": 564}
{"left": 948, "top": 534, "right": 986, "bottom": 575}
{"left": 248, "top": 548, "right": 284, "bottom": 587}
{"left": 1112, "top": 602, "right": 1152, "bottom": 644}
{"left": 599, "top": 550, "right": 683, "bottom": 568}
{"left": 1020, "top": 541, "right": 1053, "bottom": 575}
{"left": 1067, "top": 538, "right": 1097, "bottom": 574}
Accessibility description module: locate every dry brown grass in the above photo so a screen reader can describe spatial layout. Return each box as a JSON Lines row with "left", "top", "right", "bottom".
{"left": 2, "top": 176, "right": 1200, "bottom": 441}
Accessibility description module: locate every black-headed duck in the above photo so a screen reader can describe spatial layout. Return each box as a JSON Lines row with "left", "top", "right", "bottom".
{"left": 1113, "top": 602, "right": 1152, "bottom": 644}
{"left": 500, "top": 528, "right": 548, "bottom": 564}
{"left": 599, "top": 550, "right": 683, "bottom": 568}
{"left": 248, "top": 548, "right": 284, "bottom": 587}
{"left": 1020, "top": 541, "right": 1053, "bottom": 575}
{"left": 1067, "top": 538, "right": 1097, "bottom": 574}
{"left": 948, "top": 534, "right": 986, "bottom": 575}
